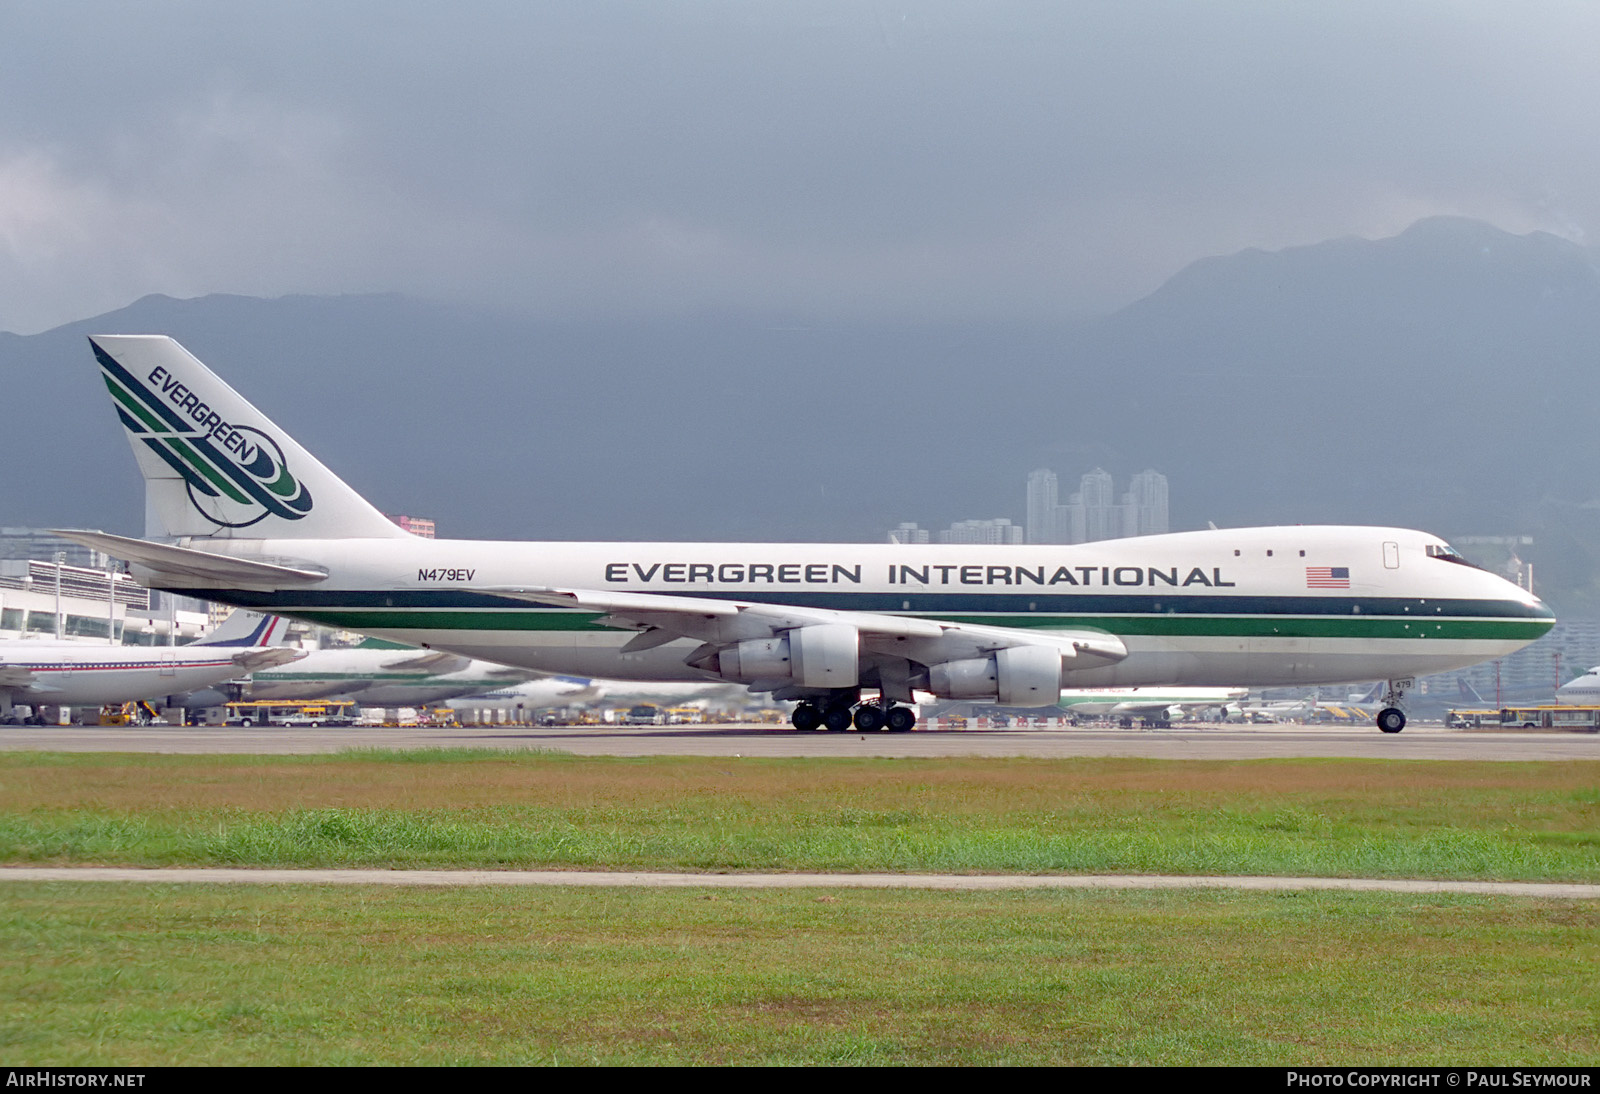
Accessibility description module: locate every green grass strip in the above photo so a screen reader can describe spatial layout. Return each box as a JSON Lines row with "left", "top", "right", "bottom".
{"left": 0, "top": 884, "right": 1593, "bottom": 1065}
{"left": 2, "top": 752, "right": 1594, "bottom": 882}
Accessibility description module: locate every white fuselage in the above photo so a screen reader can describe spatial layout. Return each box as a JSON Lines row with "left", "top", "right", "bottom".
{"left": 445, "top": 676, "right": 746, "bottom": 713}
{"left": 1555, "top": 669, "right": 1600, "bottom": 706}
{"left": 1057, "top": 686, "right": 1248, "bottom": 716}
{"left": 0, "top": 642, "right": 254, "bottom": 708}
{"left": 146, "top": 524, "right": 1552, "bottom": 691}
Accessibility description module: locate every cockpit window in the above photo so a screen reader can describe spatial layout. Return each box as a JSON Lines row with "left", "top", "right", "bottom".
{"left": 1426, "top": 543, "right": 1485, "bottom": 570}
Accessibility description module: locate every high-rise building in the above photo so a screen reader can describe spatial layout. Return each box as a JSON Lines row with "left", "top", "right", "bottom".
{"left": 1079, "top": 468, "right": 1117, "bottom": 542}
{"left": 1023, "top": 468, "right": 1169, "bottom": 543}
{"left": 938, "top": 518, "right": 1023, "bottom": 545}
{"left": 1025, "top": 469, "right": 1059, "bottom": 545}
{"left": 1127, "top": 469, "right": 1169, "bottom": 536}
{"left": 887, "top": 522, "right": 930, "bottom": 544}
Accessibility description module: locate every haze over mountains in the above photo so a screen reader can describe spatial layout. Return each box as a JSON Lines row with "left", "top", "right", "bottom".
{"left": 4, "top": 216, "right": 1597, "bottom": 614}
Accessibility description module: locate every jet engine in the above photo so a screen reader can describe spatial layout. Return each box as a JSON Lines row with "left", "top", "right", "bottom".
{"left": 928, "top": 645, "right": 1063, "bottom": 707}
{"left": 713, "top": 623, "right": 860, "bottom": 689}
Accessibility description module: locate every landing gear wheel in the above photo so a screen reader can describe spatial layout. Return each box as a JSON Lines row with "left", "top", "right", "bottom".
{"left": 1376, "top": 707, "right": 1406, "bottom": 734}
{"left": 791, "top": 705, "right": 821, "bottom": 732}
{"left": 885, "top": 706, "right": 916, "bottom": 733}
{"left": 852, "top": 706, "right": 884, "bottom": 732}
{"left": 822, "top": 707, "right": 854, "bottom": 732}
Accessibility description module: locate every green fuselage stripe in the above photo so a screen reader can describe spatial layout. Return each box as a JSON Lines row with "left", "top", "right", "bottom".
{"left": 279, "top": 608, "right": 1550, "bottom": 642}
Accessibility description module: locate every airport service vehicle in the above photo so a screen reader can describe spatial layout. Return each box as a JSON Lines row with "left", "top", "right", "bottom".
{"left": 0, "top": 609, "right": 302, "bottom": 724}
{"left": 1446, "top": 709, "right": 1502, "bottom": 729}
{"left": 1494, "top": 705, "right": 1600, "bottom": 731}
{"left": 59, "top": 336, "right": 1556, "bottom": 734}
{"left": 97, "top": 701, "right": 159, "bottom": 726}
{"left": 223, "top": 699, "right": 358, "bottom": 727}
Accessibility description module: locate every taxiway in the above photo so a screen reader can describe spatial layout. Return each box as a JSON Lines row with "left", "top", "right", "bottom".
{"left": 0, "top": 722, "right": 1592, "bottom": 760}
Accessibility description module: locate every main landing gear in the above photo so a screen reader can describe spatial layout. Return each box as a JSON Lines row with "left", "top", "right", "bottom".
{"left": 791, "top": 699, "right": 915, "bottom": 733}
{"left": 1375, "top": 677, "right": 1414, "bottom": 733}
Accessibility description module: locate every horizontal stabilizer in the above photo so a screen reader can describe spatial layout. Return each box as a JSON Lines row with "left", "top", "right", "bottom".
{"left": 0, "top": 668, "right": 42, "bottom": 690}
{"left": 50, "top": 530, "right": 328, "bottom": 589}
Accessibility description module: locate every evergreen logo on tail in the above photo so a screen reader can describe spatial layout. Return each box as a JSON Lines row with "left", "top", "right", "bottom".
{"left": 94, "top": 342, "right": 314, "bottom": 529}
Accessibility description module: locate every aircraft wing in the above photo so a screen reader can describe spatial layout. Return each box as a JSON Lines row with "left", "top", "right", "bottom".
{"left": 480, "top": 586, "right": 1127, "bottom": 669}
{"left": 231, "top": 647, "right": 308, "bottom": 672}
{"left": 378, "top": 650, "right": 472, "bottom": 674}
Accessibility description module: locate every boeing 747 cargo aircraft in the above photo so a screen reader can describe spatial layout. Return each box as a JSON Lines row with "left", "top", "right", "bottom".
{"left": 56, "top": 336, "right": 1554, "bottom": 733}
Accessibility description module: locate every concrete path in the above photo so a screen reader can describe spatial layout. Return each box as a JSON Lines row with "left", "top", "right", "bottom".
{"left": 4, "top": 867, "right": 1595, "bottom": 899}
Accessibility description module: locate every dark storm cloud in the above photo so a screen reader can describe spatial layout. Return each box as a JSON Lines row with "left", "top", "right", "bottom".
{"left": 2, "top": 2, "right": 1598, "bottom": 332}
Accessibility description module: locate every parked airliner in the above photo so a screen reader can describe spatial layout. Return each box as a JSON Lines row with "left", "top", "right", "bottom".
{"left": 1555, "top": 668, "right": 1600, "bottom": 706}
{"left": 0, "top": 610, "right": 302, "bottom": 724}
{"left": 57, "top": 336, "right": 1555, "bottom": 734}
{"left": 244, "top": 638, "right": 537, "bottom": 705}
{"left": 1056, "top": 687, "right": 1249, "bottom": 724}
{"left": 445, "top": 675, "right": 748, "bottom": 718}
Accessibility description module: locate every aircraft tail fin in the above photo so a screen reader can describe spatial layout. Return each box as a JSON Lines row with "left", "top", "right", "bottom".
{"left": 89, "top": 335, "right": 409, "bottom": 542}
{"left": 1457, "top": 677, "right": 1488, "bottom": 705}
{"left": 191, "top": 610, "right": 286, "bottom": 647}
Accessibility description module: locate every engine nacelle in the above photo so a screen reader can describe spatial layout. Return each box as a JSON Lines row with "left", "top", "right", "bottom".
{"left": 718, "top": 636, "right": 791, "bottom": 682}
{"left": 928, "top": 645, "right": 1063, "bottom": 707}
{"left": 716, "top": 623, "right": 859, "bottom": 688}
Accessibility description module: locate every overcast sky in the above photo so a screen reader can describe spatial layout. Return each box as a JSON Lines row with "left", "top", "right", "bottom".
{"left": 3, "top": 1, "right": 1597, "bottom": 335}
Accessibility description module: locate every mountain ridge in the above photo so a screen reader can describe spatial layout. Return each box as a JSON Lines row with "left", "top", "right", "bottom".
{"left": 4, "top": 216, "right": 1596, "bottom": 613}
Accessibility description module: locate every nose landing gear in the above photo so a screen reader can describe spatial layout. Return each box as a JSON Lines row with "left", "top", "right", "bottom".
{"left": 1375, "top": 677, "right": 1413, "bottom": 733}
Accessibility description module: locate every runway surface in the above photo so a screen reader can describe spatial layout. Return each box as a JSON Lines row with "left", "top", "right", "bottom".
{"left": 0, "top": 722, "right": 1594, "bottom": 759}
{"left": 3, "top": 866, "right": 1595, "bottom": 899}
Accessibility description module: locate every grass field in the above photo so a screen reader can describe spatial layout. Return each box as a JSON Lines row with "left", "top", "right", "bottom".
{"left": 2, "top": 883, "right": 1595, "bottom": 1065}
{"left": 2, "top": 750, "right": 1595, "bottom": 1065}
{"left": 0, "top": 751, "right": 1594, "bottom": 880}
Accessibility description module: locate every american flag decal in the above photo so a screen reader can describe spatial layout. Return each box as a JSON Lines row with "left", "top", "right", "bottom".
{"left": 1306, "top": 566, "right": 1350, "bottom": 588}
